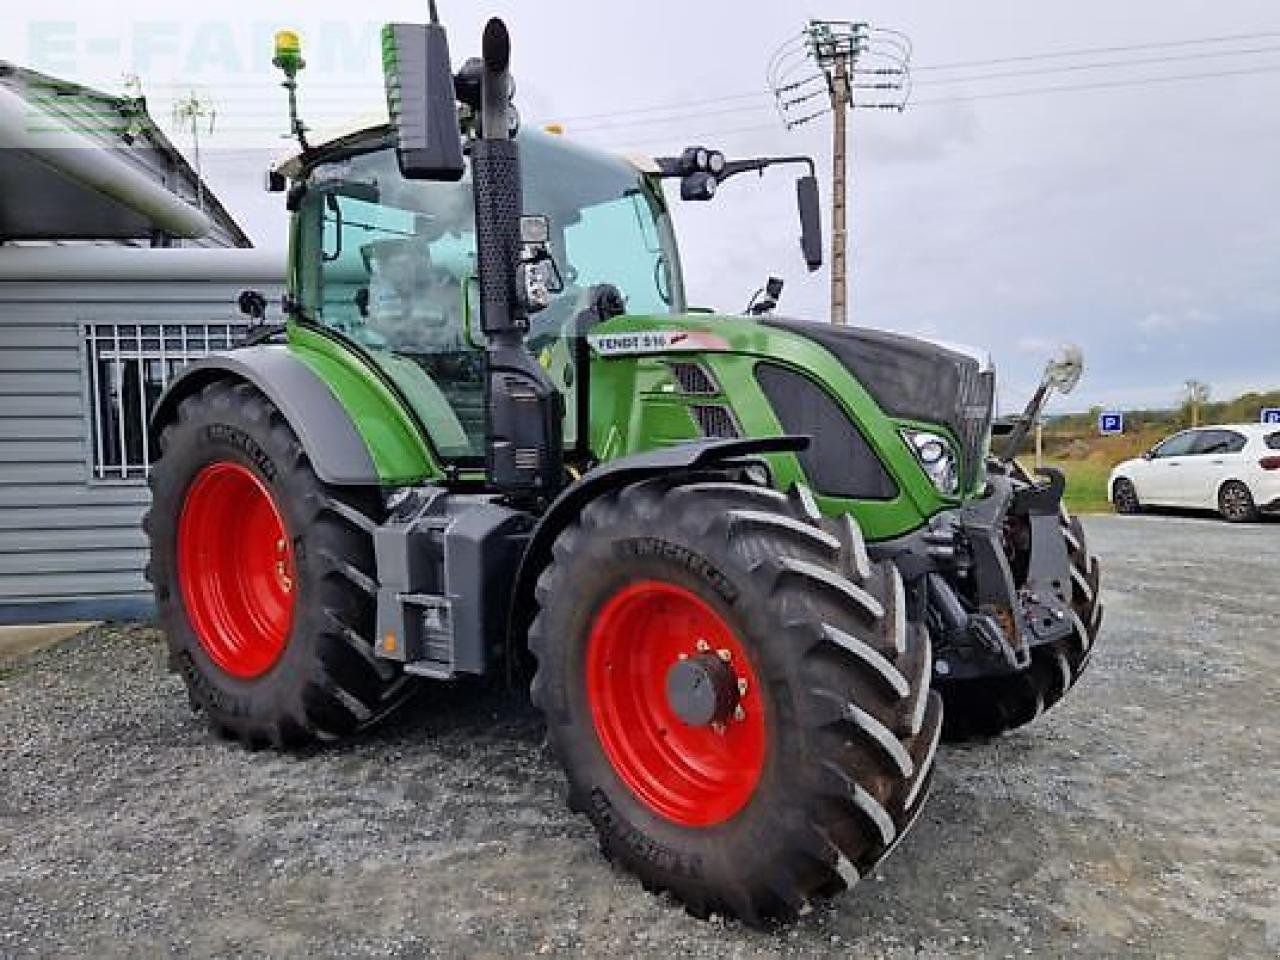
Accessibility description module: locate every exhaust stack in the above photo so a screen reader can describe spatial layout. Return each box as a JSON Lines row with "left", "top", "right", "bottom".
{"left": 469, "top": 18, "right": 564, "bottom": 497}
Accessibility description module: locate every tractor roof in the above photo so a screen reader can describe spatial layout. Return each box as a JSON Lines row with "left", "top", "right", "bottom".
{"left": 273, "top": 120, "right": 656, "bottom": 182}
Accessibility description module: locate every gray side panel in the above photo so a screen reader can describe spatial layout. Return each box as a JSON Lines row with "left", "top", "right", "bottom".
{"left": 0, "top": 270, "right": 284, "bottom": 623}
{"left": 153, "top": 347, "right": 380, "bottom": 486}
{"left": 0, "top": 310, "right": 150, "bottom": 614}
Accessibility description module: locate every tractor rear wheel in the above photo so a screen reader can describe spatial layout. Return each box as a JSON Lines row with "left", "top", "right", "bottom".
{"left": 529, "top": 477, "right": 941, "bottom": 926}
{"left": 938, "top": 468, "right": 1103, "bottom": 740}
{"left": 145, "top": 379, "right": 412, "bottom": 748}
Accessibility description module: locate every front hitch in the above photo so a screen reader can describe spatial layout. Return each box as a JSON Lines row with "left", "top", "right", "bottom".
{"left": 931, "top": 469, "right": 1075, "bottom": 681}
{"left": 1011, "top": 466, "right": 1077, "bottom": 649}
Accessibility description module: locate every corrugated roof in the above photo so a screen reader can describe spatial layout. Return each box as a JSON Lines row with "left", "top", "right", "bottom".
{"left": 0, "top": 63, "right": 252, "bottom": 248}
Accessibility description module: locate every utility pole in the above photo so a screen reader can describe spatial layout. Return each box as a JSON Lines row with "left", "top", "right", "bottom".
{"left": 1183, "top": 379, "right": 1210, "bottom": 427}
{"left": 769, "top": 21, "right": 910, "bottom": 325}
{"left": 829, "top": 56, "right": 850, "bottom": 324}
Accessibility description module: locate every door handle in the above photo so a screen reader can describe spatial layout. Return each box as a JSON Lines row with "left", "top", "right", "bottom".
{"left": 1211, "top": 460, "right": 1224, "bottom": 465}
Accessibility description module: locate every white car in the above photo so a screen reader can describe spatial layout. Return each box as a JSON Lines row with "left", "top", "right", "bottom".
{"left": 1108, "top": 423, "right": 1280, "bottom": 522}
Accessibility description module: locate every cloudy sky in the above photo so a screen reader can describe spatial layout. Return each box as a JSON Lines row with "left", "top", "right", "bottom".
{"left": 5, "top": 1, "right": 1278, "bottom": 412}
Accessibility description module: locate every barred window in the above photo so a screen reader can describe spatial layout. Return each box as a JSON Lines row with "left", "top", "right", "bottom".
{"left": 84, "top": 322, "right": 251, "bottom": 480}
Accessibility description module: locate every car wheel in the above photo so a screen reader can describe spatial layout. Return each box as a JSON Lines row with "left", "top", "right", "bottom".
{"left": 1218, "top": 480, "right": 1259, "bottom": 523}
{"left": 1112, "top": 477, "right": 1142, "bottom": 515}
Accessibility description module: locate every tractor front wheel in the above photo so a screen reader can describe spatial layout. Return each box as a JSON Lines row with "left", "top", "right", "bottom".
{"left": 145, "top": 379, "right": 412, "bottom": 748}
{"left": 530, "top": 477, "right": 941, "bottom": 926}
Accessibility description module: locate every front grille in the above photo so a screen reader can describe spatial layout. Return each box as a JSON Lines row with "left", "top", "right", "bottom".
{"left": 668, "top": 362, "right": 719, "bottom": 395}
{"left": 956, "top": 369, "right": 995, "bottom": 491}
{"left": 691, "top": 404, "right": 740, "bottom": 439}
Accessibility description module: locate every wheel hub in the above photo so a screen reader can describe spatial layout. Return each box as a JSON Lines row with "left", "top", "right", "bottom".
{"left": 585, "top": 580, "right": 766, "bottom": 827}
{"left": 665, "top": 653, "right": 740, "bottom": 727}
{"left": 177, "top": 461, "right": 295, "bottom": 680}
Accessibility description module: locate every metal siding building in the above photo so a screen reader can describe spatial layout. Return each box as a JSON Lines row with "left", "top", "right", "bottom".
{"left": 0, "top": 249, "right": 285, "bottom": 624}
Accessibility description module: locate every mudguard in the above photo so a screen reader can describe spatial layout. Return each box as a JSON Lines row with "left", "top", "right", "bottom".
{"left": 149, "top": 345, "right": 379, "bottom": 486}
{"left": 507, "top": 435, "right": 809, "bottom": 655}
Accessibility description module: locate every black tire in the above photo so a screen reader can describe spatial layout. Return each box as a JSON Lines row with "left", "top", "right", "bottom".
{"left": 145, "top": 379, "right": 413, "bottom": 748}
{"left": 1112, "top": 477, "right": 1142, "bottom": 514}
{"left": 1218, "top": 480, "right": 1259, "bottom": 523}
{"left": 529, "top": 477, "right": 941, "bottom": 926}
{"left": 938, "top": 469, "right": 1103, "bottom": 741}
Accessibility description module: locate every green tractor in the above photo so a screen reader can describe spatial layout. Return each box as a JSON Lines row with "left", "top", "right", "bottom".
{"left": 145, "top": 11, "right": 1101, "bottom": 925}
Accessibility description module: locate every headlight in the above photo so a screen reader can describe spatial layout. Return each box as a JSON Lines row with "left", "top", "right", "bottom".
{"left": 902, "top": 429, "right": 959, "bottom": 495}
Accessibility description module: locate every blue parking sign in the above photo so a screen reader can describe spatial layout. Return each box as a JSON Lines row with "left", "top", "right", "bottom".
{"left": 1099, "top": 411, "right": 1124, "bottom": 435}
{"left": 1262, "top": 408, "right": 1280, "bottom": 425}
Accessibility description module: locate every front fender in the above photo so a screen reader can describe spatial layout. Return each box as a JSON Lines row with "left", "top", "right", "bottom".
{"left": 506, "top": 436, "right": 809, "bottom": 655}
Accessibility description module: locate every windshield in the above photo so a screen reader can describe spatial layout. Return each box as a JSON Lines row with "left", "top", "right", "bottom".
{"left": 294, "top": 131, "right": 683, "bottom": 460}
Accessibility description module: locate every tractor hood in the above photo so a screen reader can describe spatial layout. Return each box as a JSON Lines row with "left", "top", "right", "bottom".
{"left": 761, "top": 318, "right": 996, "bottom": 490}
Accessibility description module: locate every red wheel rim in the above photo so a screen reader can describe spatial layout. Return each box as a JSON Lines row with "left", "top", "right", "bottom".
{"left": 177, "top": 462, "right": 295, "bottom": 679}
{"left": 586, "top": 580, "right": 766, "bottom": 827}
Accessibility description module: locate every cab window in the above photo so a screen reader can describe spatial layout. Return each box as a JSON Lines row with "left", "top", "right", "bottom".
{"left": 295, "top": 133, "right": 682, "bottom": 462}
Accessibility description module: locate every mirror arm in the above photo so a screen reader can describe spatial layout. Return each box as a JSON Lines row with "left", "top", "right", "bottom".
{"left": 718, "top": 155, "right": 816, "bottom": 184}
{"left": 998, "top": 381, "right": 1055, "bottom": 465}
{"left": 652, "top": 155, "right": 816, "bottom": 183}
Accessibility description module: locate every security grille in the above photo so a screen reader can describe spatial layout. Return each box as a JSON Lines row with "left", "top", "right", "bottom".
{"left": 84, "top": 321, "right": 251, "bottom": 480}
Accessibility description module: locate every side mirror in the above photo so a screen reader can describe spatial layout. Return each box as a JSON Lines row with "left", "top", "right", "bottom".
{"left": 796, "top": 175, "right": 823, "bottom": 272}
{"left": 1043, "top": 343, "right": 1084, "bottom": 395}
{"left": 382, "top": 21, "right": 465, "bottom": 181}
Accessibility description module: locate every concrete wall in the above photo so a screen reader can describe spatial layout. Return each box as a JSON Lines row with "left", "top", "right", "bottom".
{"left": 0, "top": 248, "right": 285, "bottom": 624}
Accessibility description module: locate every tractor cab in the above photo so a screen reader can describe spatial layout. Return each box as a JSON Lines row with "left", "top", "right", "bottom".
{"left": 280, "top": 127, "right": 685, "bottom": 463}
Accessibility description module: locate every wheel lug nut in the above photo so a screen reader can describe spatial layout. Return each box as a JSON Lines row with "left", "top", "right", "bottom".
{"left": 695, "top": 639, "right": 710, "bottom": 652}
{"left": 711, "top": 721, "right": 726, "bottom": 735}
{"left": 733, "top": 705, "right": 746, "bottom": 722}
{"left": 737, "top": 678, "right": 748, "bottom": 696}
{"left": 717, "top": 648, "right": 732, "bottom": 662}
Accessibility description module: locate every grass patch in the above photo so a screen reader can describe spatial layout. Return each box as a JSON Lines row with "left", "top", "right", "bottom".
{"left": 1038, "top": 458, "right": 1113, "bottom": 514}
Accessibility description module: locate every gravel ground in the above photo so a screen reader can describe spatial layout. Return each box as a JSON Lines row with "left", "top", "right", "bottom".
{"left": 1, "top": 514, "right": 1277, "bottom": 959}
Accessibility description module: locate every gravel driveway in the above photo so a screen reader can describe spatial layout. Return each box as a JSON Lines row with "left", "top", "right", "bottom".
{"left": 1, "top": 515, "right": 1277, "bottom": 959}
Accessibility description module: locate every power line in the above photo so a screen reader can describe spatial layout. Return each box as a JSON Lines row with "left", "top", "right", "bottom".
{"left": 541, "top": 30, "right": 1280, "bottom": 129}
{"left": 573, "top": 62, "right": 1280, "bottom": 150}
{"left": 911, "top": 60, "right": 1280, "bottom": 106}
{"left": 555, "top": 45, "right": 1280, "bottom": 138}
{"left": 912, "top": 29, "right": 1280, "bottom": 71}
{"left": 915, "top": 43, "right": 1280, "bottom": 85}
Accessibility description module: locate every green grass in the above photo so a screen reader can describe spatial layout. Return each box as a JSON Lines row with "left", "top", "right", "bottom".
{"left": 1038, "top": 458, "right": 1113, "bottom": 514}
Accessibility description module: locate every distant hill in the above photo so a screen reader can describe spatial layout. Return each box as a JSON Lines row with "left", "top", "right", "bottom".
{"left": 1048, "top": 388, "right": 1280, "bottom": 436}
